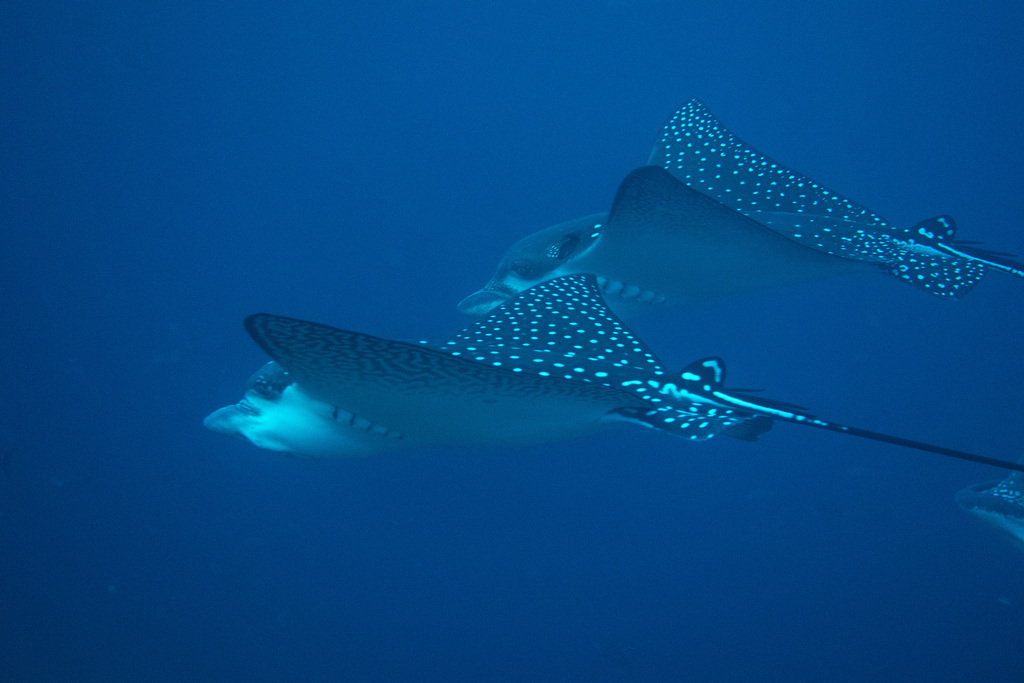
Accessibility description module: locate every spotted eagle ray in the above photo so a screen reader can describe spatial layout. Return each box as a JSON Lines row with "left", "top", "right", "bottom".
{"left": 648, "top": 99, "right": 1024, "bottom": 296}
{"left": 956, "top": 456, "right": 1024, "bottom": 552}
{"left": 460, "top": 101, "right": 1024, "bottom": 316}
{"left": 458, "top": 166, "right": 872, "bottom": 316}
{"left": 208, "top": 274, "right": 1024, "bottom": 475}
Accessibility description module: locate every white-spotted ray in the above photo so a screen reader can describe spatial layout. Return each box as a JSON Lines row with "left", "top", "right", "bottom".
{"left": 458, "top": 165, "right": 871, "bottom": 317}
{"left": 211, "top": 273, "right": 1024, "bottom": 473}
{"left": 648, "top": 99, "right": 1024, "bottom": 296}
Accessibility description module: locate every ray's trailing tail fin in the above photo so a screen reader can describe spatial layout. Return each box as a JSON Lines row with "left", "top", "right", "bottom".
{"left": 803, "top": 422, "right": 1024, "bottom": 473}
{"left": 904, "top": 216, "right": 1024, "bottom": 278}
{"left": 667, "top": 356, "right": 1024, "bottom": 474}
{"left": 670, "top": 357, "right": 820, "bottom": 419}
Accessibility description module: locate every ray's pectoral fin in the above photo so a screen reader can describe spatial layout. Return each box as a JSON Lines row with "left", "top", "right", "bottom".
{"left": 587, "top": 167, "right": 870, "bottom": 304}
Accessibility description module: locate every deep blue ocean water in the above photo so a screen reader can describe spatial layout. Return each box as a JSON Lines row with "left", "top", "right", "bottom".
{"left": 3, "top": 1, "right": 1023, "bottom": 680}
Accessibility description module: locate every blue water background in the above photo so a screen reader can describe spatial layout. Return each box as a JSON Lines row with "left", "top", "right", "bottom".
{"left": 2, "top": 1, "right": 1023, "bottom": 680}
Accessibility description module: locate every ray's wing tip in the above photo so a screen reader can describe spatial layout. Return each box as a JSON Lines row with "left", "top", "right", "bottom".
{"left": 243, "top": 313, "right": 278, "bottom": 356}
{"left": 243, "top": 313, "right": 263, "bottom": 331}
{"left": 243, "top": 312, "right": 278, "bottom": 335}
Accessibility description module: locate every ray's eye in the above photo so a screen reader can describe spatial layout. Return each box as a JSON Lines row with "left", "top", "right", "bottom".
{"left": 511, "top": 259, "right": 535, "bottom": 278}
{"left": 247, "top": 363, "right": 292, "bottom": 398}
{"left": 547, "top": 234, "right": 579, "bottom": 261}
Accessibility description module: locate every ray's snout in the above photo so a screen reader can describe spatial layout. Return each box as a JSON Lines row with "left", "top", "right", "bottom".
{"left": 203, "top": 405, "right": 249, "bottom": 435}
{"left": 457, "top": 289, "right": 510, "bottom": 316}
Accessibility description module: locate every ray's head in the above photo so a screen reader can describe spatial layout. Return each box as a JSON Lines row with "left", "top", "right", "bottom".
{"left": 203, "top": 361, "right": 400, "bottom": 458}
{"left": 457, "top": 214, "right": 605, "bottom": 315}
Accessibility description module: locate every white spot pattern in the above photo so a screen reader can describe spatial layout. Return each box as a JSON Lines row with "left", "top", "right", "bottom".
{"left": 434, "top": 274, "right": 775, "bottom": 440}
